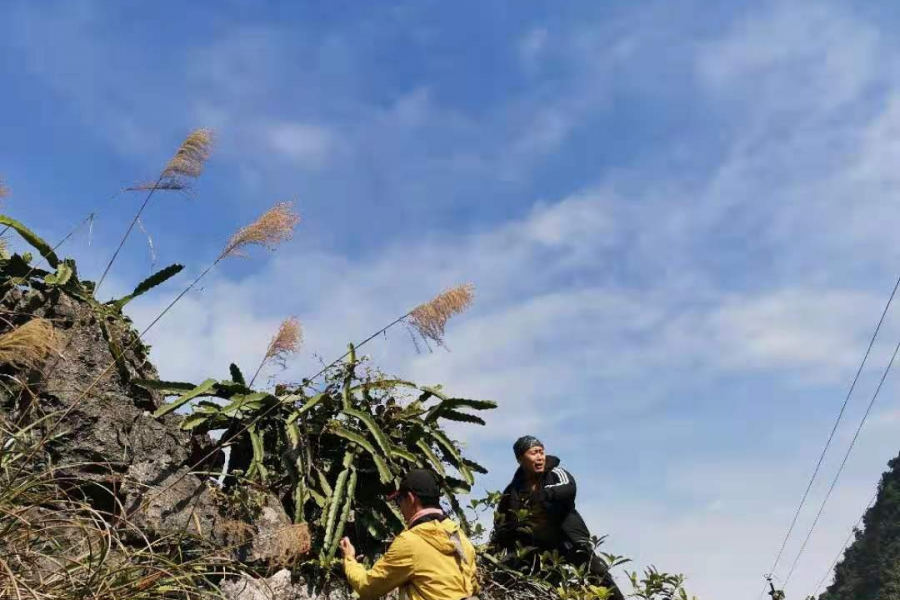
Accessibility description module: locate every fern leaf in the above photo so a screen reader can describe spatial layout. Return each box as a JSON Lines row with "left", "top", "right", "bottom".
{"left": 152, "top": 378, "right": 217, "bottom": 417}
{"left": 110, "top": 264, "right": 184, "bottom": 309}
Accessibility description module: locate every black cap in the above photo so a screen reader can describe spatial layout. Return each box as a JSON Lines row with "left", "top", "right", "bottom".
{"left": 513, "top": 435, "right": 544, "bottom": 459}
{"left": 388, "top": 469, "right": 440, "bottom": 500}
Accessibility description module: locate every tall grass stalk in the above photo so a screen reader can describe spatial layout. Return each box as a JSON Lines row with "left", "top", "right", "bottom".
{"left": 95, "top": 129, "right": 214, "bottom": 295}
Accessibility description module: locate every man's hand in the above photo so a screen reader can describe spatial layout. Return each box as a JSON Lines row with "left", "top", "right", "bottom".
{"left": 339, "top": 537, "right": 356, "bottom": 560}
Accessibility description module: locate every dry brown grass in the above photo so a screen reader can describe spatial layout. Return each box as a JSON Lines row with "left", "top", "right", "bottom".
{"left": 0, "top": 318, "right": 59, "bottom": 370}
{"left": 409, "top": 283, "right": 475, "bottom": 346}
{"left": 249, "top": 317, "right": 302, "bottom": 386}
{"left": 265, "top": 317, "right": 303, "bottom": 365}
{"left": 220, "top": 519, "right": 255, "bottom": 544}
{"left": 220, "top": 201, "right": 301, "bottom": 259}
{"left": 270, "top": 523, "right": 312, "bottom": 567}
{"left": 161, "top": 128, "right": 214, "bottom": 186}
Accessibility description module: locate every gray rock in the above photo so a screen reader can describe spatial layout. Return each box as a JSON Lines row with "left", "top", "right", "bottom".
{"left": 220, "top": 571, "right": 356, "bottom": 600}
{"left": 0, "top": 285, "right": 226, "bottom": 543}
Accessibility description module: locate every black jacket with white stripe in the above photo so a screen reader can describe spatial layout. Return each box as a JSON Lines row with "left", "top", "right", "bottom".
{"left": 493, "top": 455, "right": 593, "bottom": 554}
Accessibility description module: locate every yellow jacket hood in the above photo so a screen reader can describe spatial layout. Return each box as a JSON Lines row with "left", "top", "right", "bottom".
{"left": 409, "top": 518, "right": 465, "bottom": 555}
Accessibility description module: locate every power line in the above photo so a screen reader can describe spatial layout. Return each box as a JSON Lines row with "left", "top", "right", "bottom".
{"left": 782, "top": 335, "right": 900, "bottom": 588}
{"left": 808, "top": 489, "right": 877, "bottom": 599}
{"left": 756, "top": 274, "right": 900, "bottom": 599}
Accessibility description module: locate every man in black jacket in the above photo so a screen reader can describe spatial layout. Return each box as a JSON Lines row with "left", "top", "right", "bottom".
{"left": 493, "top": 435, "right": 625, "bottom": 600}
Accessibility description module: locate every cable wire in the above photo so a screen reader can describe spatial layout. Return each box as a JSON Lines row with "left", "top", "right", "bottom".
{"left": 783, "top": 335, "right": 900, "bottom": 588}
{"left": 756, "top": 274, "right": 900, "bottom": 599}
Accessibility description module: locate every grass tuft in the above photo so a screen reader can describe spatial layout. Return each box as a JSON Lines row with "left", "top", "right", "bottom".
{"left": 0, "top": 318, "right": 59, "bottom": 370}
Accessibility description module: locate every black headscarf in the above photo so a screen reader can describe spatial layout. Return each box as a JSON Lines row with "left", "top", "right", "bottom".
{"left": 513, "top": 435, "right": 544, "bottom": 459}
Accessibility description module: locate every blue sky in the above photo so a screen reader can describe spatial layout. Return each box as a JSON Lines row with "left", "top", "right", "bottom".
{"left": 5, "top": 0, "right": 900, "bottom": 597}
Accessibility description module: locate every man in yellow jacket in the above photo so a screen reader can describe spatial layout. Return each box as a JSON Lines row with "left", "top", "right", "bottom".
{"left": 340, "top": 469, "right": 479, "bottom": 600}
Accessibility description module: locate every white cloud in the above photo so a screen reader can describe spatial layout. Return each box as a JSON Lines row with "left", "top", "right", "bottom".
{"left": 703, "top": 289, "right": 881, "bottom": 380}
{"left": 697, "top": 3, "right": 878, "bottom": 113}
{"left": 266, "top": 122, "right": 337, "bottom": 168}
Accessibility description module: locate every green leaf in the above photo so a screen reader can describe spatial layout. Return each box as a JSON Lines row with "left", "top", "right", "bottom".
{"left": 415, "top": 439, "right": 446, "bottom": 477}
{"left": 316, "top": 468, "right": 333, "bottom": 497}
{"left": 426, "top": 397, "right": 497, "bottom": 422}
{"left": 342, "top": 407, "right": 392, "bottom": 457}
{"left": 0, "top": 215, "right": 59, "bottom": 268}
{"left": 44, "top": 261, "right": 74, "bottom": 286}
{"left": 249, "top": 426, "right": 267, "bottom": 483}
{"left": 212, "top": 381, "right": 252, "bottom": 397}
{"left": 390, "top": 445, "right": 419, "bottom": 463}
{"left": 445, "top": 476, "right": 472, "bottom": 494}
{"left": 322, "top": 451, "right": 354, "bottom": 552}
{"left": 285, "top": 421, "right": 302, "bottom": 447}
{"left": 297, "top": 392, "right": 327, "bottom": 415}
{"left": 109, "top": 264, "right": 184, "bottom": 309}
{"left": 133, "top": 379, "right": 198, "bottom": 395}
{"left": 429, "top": 429, "right": 474, "bottom": 485}
{"left": 442, "top": 398, "right": 498, "bottom": 411}
{"left": 435, "top": 409, "right": 486, "bottom": 426}
{"left": 152, "top": 378, "right": 217, "bottom": 417}
{"left": 328, "top": 466, "right": 358, "bottom": 559}
{"left": 309, "top": 488, "right": 327, "bottom": 508}
{"left": 180, "top": 413, "right": 211, "bottom": 431}
{"left": 349, "top": 378, "right": 419, "bottom": 394}
{"left": 462, "top": 458, "right": 488, "bottom": 474}
{"left": 193, "top": 400, "right": 223, "bottom": 414}
{"left": 328, "top": 424, "right": 393, "bottom": 483}
{"left": 219, "top": 392, "right": 272, "bottom": 417}
{"left": 229, "top": 363, "right": 246, "bottom": 385}
{"left": 420, "top": 385, "right": 450, "bottom": 401}
{"left": 381, "top": 497, "right": 406, "bottom": 527}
